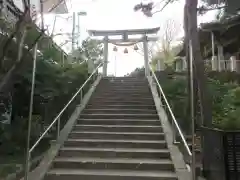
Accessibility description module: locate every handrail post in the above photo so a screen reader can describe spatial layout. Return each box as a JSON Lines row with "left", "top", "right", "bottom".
{"left": 172, "top": 120, "right": 177, "bottom": 144}
{"left": 158, "top": 84, "right": 161, "bottom": 100}
{"left": 57, "top": 116, "right": 60, "bottom": 139}
{"left": 80, "top": 89, "right": 83, "bottom": 103}
{"left": 24, "top": 43, "right": 38, "bottom": 180}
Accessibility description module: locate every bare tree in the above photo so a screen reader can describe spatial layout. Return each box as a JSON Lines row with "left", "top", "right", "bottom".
{"left": 159, "top": 18, "right": 180, "bottom": 65}
{"left": 136, "top": 42, "right": 156, "bottom": 59}
{"left": 135, "top": 18, "right": 180, "bottom": 70}
{"left": 146, "top": 18, "right": 181, "bottom": 70}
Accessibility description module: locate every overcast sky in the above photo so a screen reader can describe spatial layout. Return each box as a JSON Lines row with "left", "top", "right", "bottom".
{"left": 42, "top": 0, "right": 217, "bottom": 76}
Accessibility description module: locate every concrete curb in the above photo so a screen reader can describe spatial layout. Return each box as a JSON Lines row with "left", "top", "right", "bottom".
{"left": 147, "top": 76, "right": 191, "bottom": 180}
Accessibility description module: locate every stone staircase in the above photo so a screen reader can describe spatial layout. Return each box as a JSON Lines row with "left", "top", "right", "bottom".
{"left": 44, "top": 77, "right": 179, "bottom": 180}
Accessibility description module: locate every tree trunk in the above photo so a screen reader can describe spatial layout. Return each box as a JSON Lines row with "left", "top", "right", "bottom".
{"left": 186, "top": 0, "right": 212, "bottom": 176}
{"left": 184, "top": 3, "right": 191, "bottom": 133}
{"left": 0, "top": 7, "right": 36, "bottom": 95}
{"left": 0, "top": 27, "right": 28, "bottom": 94}
{"left": 187, "top": 0, "right": 212, "bottom": 127}
{"left": 184, "top": 2, "right": 199, "bottom": 134}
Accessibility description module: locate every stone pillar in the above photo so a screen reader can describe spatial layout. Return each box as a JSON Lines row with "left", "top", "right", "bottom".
{"left": 175, "top": 60, "right": 182, "bottom": 72}
{"left": 211, "top": 56, "right": 218, "bottom": 71}
{"left": 217, "top": 45, "right": 224, "bottom": 71}
{"left": 157, "top": 59, "right": 165, "bottom": 71}
{"left": 230, "top": 56, "right": 237, "bottom": 72}
{"left": 103, "top": 36, "right": 108, "bottom": 77}
{"left": 183, "top": 57, "right": 187, "bottom": 71}
{"left": 211, "top": 32, "right": 215, "bottom": 57}
{"left": 143, "top": 35, "right": 149, "bottom": 77}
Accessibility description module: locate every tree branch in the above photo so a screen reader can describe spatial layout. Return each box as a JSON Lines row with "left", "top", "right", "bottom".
{"left": 197, "top": 5, "right": 227, "bottom": 14}
{"left": 152, "top": 0, "right": 173, "bottom": 15}
{"left": 0, "top": 8, "right": 29, "bottom": 65}
{"left": 0, "top": 32, "right": 44, "bottom": 94}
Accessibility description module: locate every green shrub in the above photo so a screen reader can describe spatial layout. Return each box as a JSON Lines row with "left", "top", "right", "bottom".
{"left": 159, "top": 72, "right": 240, "bottom": 132}
{"left": 207, "top": 71, "right": 240, "bottom": 84}
{"left": 214, "top": 87, "right": 240, "bottom": 130}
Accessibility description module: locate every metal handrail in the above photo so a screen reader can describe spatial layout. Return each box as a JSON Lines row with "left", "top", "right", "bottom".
{"left": 148, "top": 64, "right": 192, "bottom": 156}
{"left": 24, "top": 62, "right": 103, "bottom": 180}
{"left": 29, "top": 62, "right": 103, "bottom": 153}
{"left": 79, "top": 59, "right": 87, "bottom": 66}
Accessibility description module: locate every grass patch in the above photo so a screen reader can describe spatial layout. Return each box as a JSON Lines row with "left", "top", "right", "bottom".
{"left": 0, "top": 155, "right": 23, "bottom": 179}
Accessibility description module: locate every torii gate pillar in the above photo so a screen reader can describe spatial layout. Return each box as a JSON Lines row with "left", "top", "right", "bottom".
{"left": 143, "top": 35, "right": 149, "bottom": 77}
{"left": 103, "top": 36, "right": 108, "bottom": 77}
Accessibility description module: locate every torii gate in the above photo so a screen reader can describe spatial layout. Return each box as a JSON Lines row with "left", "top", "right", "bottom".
{"left": 88, "top": 27, "right": 160, "bottom": 77}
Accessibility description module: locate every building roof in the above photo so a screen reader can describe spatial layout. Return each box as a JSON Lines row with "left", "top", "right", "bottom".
{"left": 177, "top": 14, "right": 240, "bottom": 58}
{"left": 200, "top": 14, "right": 240, "bottom": 31}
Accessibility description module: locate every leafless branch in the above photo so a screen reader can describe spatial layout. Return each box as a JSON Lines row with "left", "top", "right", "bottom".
{"left": 0, "top": 8, "right": 29, "bottom": 64}
{"left": 48, "top": 0, "right": 66, "bottom": 13}
{"left": 151, "top": 18, "right": 181, "bottom": 65}
{"left": 197, "top": 5, "right": 226, "bottom": 12}
{"left": 1, "top": 0, "right": 68, "bottom": 65}
{"left": 197, "top": 4, "right": 227, "bottom": 17}
{"left": 152, "top": 0, "right": 173, "bottom": 15}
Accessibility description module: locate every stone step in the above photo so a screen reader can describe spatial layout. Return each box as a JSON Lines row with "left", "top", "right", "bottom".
{"left": 91, "top": 94, "right": 153, "bottom": 99}
{"left": 95, "top": 86, "right": 150, "bottom": 90}
{"left": 88, "top": 99, "right": 154, "bottom": 105}
{"left": 97, "top": 86, "right": 149, "bottom": 90}
{"left": 97, "top": 84, "right": 149, "bottom": 89}
{"left": 94, "top": 90, "right": 151, "bottom": 94}
{"left": 95, "top": 90, "right": 151, "bottom": 94}
{"left": 72, "top": 125, "right": 163, "bottom": 132}
{"left": 68, "top": 131, "right": 165, "bottom": 140}
{"left": 63, "top": 139, "right": 167, "bottom": 149}
{"left": 98, "top": 79, "right": 147, "bottom": 82}
{"left": 90, "top": 97, "right": 153, "bottom": 102}
{"left": 99, "top": 80, "right": 148, "bottom": 83}
{"left": 94, "top": 91, "right": 151, "bottom": 95}
{"left": 99, "top": 82, "right": 148, "bottom": 85}
{"left": 52, "top": 157, "right": 174, "bottom": 171}
{"left": 46, "top": 169, "right": 177, "bottom": 180}
{"left": 101, "top": 77, "right": 147, "bottom": 82}
{"left": 86, "top": 104, "right": 156, "bottom": 110}
{"left": 92, "top": 93, "right": 153, "bottom": 98}
{"left": 102, "top": 77, "right": 146, "bottom": 79}
{"left": 79, "top": 114, "right": 158, "bottom": 119}
{"left": 100, "top": 78, "right": 147, "bottom": 82}
{"left": 82, "top": 108, "right": 156, "bottom": 114}
{"left": 77, "top": 119, "right": 161, "bottom": 126}
{"left": 95, "top": 89, "right": 150, "bottom": 93}
{"left": 58, "top": 147, "right": 171, "bottom": 159}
